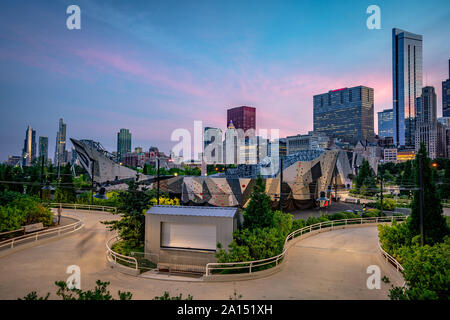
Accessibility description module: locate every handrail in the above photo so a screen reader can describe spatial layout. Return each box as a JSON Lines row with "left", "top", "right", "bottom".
{"left": 0, "top": 215, "right": 84, "bottom": 250}
{"left": 205, "top": 215, "right": 407, "bottom": 276}
{"left": 378, "top": 241, "right": 404, "bottom": 272}
{"left": 106, "top": 236, "right": 138, "bottom": 270}
{"left": 49, "top": 203, "right": 118, "bottom": 214}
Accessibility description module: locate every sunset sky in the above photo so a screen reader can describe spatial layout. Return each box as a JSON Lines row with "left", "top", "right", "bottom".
{"left": 1, "top": 0, "right": 449, "bottom": 160}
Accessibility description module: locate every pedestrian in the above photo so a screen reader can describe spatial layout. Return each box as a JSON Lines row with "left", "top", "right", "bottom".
{"left": 57, "top": 206, "right": 62, "bottom": 225}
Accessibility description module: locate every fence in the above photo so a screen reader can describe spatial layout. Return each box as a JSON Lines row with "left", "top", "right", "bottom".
{"left": 0, "top": 215, "right": 84, "bottom": 251}
{"left": 106, "top": 236, "right": 138, "bottom": 271}
{"left": 205, "top": 215, "right": 407, "bottom": 276}
{"left": 49, "top": 203, "right": 118, "bottom": 214}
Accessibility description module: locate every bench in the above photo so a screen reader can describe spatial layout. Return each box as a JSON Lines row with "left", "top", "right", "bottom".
{"left": 23, "top": 223, "right": 45, "bottom": 234}
{"left": 158, "top": 263, "right": 205, "bottom": 275}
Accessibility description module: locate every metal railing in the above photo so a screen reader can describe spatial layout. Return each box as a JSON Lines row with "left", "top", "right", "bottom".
{"left": 378, "top": 241, "right": 404, "bottom": 272}
{"left": 106, "top": 236, "right": 138, "bottom": 270}
{"left": 0, "top": 216, "right": 84, "bottom": 250}
{"left": 205, "top": 215, "right": 407, "bottom": 276}
{"left": 49, "top": 203, "right": 118, "bottom": 214}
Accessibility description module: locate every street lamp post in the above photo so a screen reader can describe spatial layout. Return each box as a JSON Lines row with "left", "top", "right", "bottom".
{"left": 156, "top": 157, "right": 160, "bottom": 205}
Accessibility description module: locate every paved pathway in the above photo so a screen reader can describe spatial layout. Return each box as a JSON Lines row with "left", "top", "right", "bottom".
{"left": 0, "top": 209, "right": 403, "bottom": 300}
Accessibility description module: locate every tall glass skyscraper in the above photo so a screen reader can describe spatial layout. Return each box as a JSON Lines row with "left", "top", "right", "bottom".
{"left": 38, "top": 136, "right": 48, "bottom": 162}
{"left": 313, "top": 86, "right": 374, "bottom": 144}
{"left": 377, "top": 109, "right": 394, "bottom": 138}
{"left": 117, "top": 128, "right": 132, "bottom": 162}
{"left": 443, "top": 60, "right": 450, "bottom": 117}
{"left": 54, "top": 118, "right": 67, "bottom": 166}
{"left": 22, "top": 125, "right": 36, "bottom": 166}
{"left": 392, "top": 28, "right": 423, "bottom": 147}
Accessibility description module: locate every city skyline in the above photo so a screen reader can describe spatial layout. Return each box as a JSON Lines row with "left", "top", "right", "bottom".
{"left": 1, "top": 0, "right": 449, "bottom": 161}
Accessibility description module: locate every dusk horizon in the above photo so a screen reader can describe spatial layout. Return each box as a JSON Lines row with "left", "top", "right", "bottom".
{"left": 1, "top": 0, "right": 449, "bottom": 160}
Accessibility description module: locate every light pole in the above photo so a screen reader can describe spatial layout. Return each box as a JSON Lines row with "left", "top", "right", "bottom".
{"left": 279, "top": 157, "right": 283, "bottom": 212}
{"left": 156, "top": 157, "right": 160, "bottom": 205}
{"left": 418, "top": 154, "right": 424, "bottom": 246}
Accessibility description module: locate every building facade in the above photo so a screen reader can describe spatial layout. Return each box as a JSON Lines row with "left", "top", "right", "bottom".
{"left": 117, "top": 128, "right": 132, "bottom": 162}
{"left": 392, "top": 28, "right": 423, "bottom": 147}
{"left": 443, "top": 60, "right": 450, "bottom": 117}
{"left": 22, "top": 125, "right": 36, "bottom": 166}
{"left": 377, "top": 109, "right": 394, "bottom": 138}
{"left": 226, "top": 106, "right": 256, "bottom": 135}
{"left": 313, "top": 86, "right": 374, "bottom": 144}
{"left": 54, "top": 118, "right": 67, "bottom": 166}
{"left": 416, "top": 86, "right": 437, "bottom": 123}
{"left": 415, "top": 122, "right": 446, "bottom": 159}
{"left": 38, "top": 136, "right": 48, "bottom": 162}
{"left": 286, "top": 131, "right": 329, "bottom": 155}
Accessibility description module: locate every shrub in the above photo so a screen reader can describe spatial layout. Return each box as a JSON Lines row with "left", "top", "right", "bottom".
{"left": 375, "top": 198, "right": 396, "bottom": 211}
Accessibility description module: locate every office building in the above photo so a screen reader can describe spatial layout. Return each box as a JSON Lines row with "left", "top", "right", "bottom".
{"left": 204, "top": 127, "right": 223, "bottom": 164}
{"left": 313, "top": 86, "right": 374, "bottom": 144}
{"left": 416, "top": 86, "right": 437, "bottom": 123}
{"left": 438, "top": 117, "right": 450, "bottom": 128}
{"left": 443, "top": 60, "right": 450, "bottom": 117}
{"left": 377, "top": 109, "right": 394, "bottom": 138}
{"left": 54, "top": 118, "right": 67, "bottom": 166}
{"left": 383, "top": 149, "right": 398, "bottom": 163}
{"left": 415, "top": 122, "right": 446, "bottom": 159}
{"left": 286, "top": 131, "right": 329, "bottom": 155}
{"left": 5, "top": 155, "right": 21, "bottom": 167}
{"left": 226, "top": 106, "right": 256, "bottom": 135}
{"left": 38, "top": 136, "right": 48, "bottom": 162}
{"left": 117, "top": 128, "right": 132, "bottom": 162}
{"left": 22, "top": 125, "right": 36, "bottom": 166}
{"left": 392, "top": 28, "right": 423, "bottom": 147}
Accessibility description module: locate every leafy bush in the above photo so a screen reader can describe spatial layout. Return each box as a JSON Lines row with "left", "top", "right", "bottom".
{"left": 362, "top": 208, "right": 381, "bottom": 217}
{"left": 375, "top": 198, "right": 396, "bottom": 211}
{"left": 0, "top": 192, "right": 53, "bottom": 232}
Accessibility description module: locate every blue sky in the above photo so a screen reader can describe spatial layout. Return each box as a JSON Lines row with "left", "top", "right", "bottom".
{"left": 0, "top": 0, "right": 449, "bottom": 161}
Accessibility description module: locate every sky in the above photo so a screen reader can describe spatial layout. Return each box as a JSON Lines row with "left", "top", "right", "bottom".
{"left": 0, "top": 0, "right": 449, "bottom": 161}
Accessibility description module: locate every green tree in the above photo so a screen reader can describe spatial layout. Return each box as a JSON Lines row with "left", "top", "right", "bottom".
{"left": 355, "top": 159, "right": 376, "bottom": 195}
{"left": 243, "top": 176, "right": 274, "bottom": 229}
{"left": 54, "top": 163, "right": 76, "bottom": 203}
{"left": 409, "top": 143, "right": 449, "bottom": 245}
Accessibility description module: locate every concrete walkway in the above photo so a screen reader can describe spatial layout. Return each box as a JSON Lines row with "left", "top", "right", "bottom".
{"left": 0, "top": 209, "right": 403, "bottom": 300}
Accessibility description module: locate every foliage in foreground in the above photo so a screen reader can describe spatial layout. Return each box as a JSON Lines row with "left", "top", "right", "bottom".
{"left": 0, "top": 191, "right": 53, "bottom": 232}
{"left": 20, "top": 280, "right": 132, "bottom": 300}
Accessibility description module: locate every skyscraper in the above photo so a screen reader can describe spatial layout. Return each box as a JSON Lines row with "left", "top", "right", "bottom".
{"left": 54, "top": 118, "right": 67, "bottom": 166}
{"left": 415, "top": 86, "right": 445, "bottom": 159}
{"left": 443, "top": 60, "right": 450, "bottom": 117}
{"left": 416, "top": 86, "right": 437, "bottom": 123}
{"left": 377, "top": 109, "right": 394, "bottom": 138}
{"left": 22, "top": 125, "right": 36, "bottom": 166}
{"left": 226, "top": 106, "right": 256, "bottom": 134}
{"left": 117, "top": 128, "right": 132, "bottom": 162}
{"left": 38, "top": 136, "right": 48, "bottom": 162}
{"left": 313, "top": 86, "right": 374, "bottom": 144}
{"left": 392, "top": 28, "right": 423, "bottom": 147}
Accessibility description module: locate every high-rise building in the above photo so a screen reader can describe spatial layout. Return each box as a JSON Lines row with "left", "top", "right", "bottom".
{"left": 204, "top": 127, "right": 223, "bottom": 164}
{"left": 443, "top": 60, "right": 450, "bottom": 117}
{"left": 415, "top": 86, "right": 445, "bottom": 159}
{"left": 38, "top": 136, "right": 48, "bottom": 162}
{"left": 226, "top": 106, "right": 256, "bottom": 135}
{"left": 54, "top": 118, "right": 67, "bottom": 166}
{"left": 117, "top": 128, "right": 132, "bottom": 162}
{"left": 416, "top": 86, "right": 437, "bottom": 123}
{"left": 392, "top": 28, "right": 423, "bottom": 147}
{"left": 377, "top": 109, "right": 394, "bottom": 138}
{"left": 313, "top": 86, "right": 374, "bottom": 144}
{"left": 22, "top": 125, "right": 36, "bottom": 166}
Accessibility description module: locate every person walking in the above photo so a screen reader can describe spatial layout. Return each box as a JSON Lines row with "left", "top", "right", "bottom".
{"left": 57, "top": 205, "right": 62, "bottom": 225}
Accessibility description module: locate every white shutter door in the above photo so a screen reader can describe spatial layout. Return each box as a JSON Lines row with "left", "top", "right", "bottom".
{"left": 161, "top": 223, "right": 216, "bottom": 250}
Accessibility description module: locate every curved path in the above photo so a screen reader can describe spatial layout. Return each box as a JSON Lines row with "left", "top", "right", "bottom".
{"left": 0, "top": 209, "right": 403, "bottom": 300}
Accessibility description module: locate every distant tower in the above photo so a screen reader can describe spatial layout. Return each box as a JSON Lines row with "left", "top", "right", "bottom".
{"left": 22, "top": 125, "right": 36, "bottom": 166}
{"left": 38, "top": 136, "right": 48, "bottom": 162}
{"left": 443, "top": 59, "right": 450, "bottom": 117}
{"left": 54, "top": 118, "right": 67, "bottom": 166}
{"left": 117, "top": 129, "right": 132, "bottom": 162}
